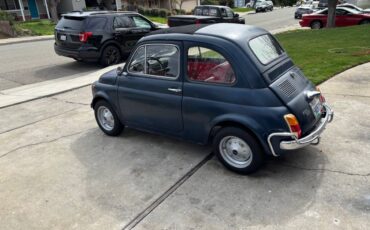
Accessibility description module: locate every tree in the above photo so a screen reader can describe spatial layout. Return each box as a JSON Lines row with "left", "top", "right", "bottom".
{"left": 47, "top": 0, "right": 60, "bottom": 23}
{"left": 327, "top": 0, "right": 337, "bottom": 28}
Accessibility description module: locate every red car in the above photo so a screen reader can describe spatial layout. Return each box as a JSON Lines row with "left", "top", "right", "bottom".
{"left": 299, "top": 7, "right": 370, "bottom": 29}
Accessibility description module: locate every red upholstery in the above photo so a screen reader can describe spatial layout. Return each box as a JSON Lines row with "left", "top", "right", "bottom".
{"left": 188, "top": 60, "right": 235, "bottom": 83}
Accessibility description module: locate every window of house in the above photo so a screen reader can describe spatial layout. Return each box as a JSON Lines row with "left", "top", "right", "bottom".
{"left": 0, "top": 0, "right": 20, "bottom": 10}
{"left": 128, "top": 44, "right": 180, "bottom": 78}
{"left": 187, "top": 46, "right": 236, "bottom": 84}
{"left": 132, "top": 16, "right": 151, "bottom": 29}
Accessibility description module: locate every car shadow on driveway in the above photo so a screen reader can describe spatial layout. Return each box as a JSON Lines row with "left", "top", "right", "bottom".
{"left": 70, "top": 126, "right": 326, "bottom": 227}
{"left": 70, "top": 127, "right": 211, "bottom": 226}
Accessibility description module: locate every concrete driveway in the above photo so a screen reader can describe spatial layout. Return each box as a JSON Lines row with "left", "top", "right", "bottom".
{"left": 0, "top": 63, "right": 369, "bottom": 229}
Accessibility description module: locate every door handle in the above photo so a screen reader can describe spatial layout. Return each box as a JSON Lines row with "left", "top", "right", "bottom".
{"left": 168, "top": 88, "right": 182, "bottom": 93}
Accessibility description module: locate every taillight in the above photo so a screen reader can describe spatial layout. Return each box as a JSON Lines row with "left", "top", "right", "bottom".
{"left": 195, "top": 19, "right": 200, "bottom": 25}
{"left": 316, "top": 87, "right": 326, "bottom": 103}
{"left": 284, "top": 114, "right": 302, "bottom": 139}
{"left": 79, "top": 32, "right": 92, "bottom": 43}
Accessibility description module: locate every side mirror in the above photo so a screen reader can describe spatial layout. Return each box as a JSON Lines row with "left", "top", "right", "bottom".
{"left": 234, "top": 13, "right": 239, "bottom": 17}
{"left": 116, "top": 66, "right": 123, "bottom": 76}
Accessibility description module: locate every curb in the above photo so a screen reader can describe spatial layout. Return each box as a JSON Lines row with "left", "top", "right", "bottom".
{"left": 0, "top": 35, "right": 54, "bottom": 46}
{"left": 0, "top": 64, "right": 122, "bottom": 109}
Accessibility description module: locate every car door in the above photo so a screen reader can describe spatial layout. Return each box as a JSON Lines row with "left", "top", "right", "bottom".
{"left": 220, "top": 8, "right": 234, "bottom": 23}
{"left": 117, "top": 43, "right": 183, "bottom": 134}
{"left": 113, "top": 16, "right": 138, "bottom": 54}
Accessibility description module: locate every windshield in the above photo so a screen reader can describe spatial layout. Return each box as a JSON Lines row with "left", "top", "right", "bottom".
{"left": 249, "top": 34, "right": 284, "bottom": 65}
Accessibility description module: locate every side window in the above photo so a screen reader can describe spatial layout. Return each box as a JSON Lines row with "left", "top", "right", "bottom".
{"left": 146, "top": 45, "right": 179, "bottom": 77}
{"left": 86, "top": 17, "right": 107, "bottom": 30}
{"left": 128, "top": 45, "right": 180, "bottom": 78}
{"left": 226, "top": 9, "right": 234, "bottom": 18}
{"left": 128, "top": 46, "right": 145, "bottom": 74}
{"left": 114, "top": 16, "right": 134, "bottom": 29}
{"left": 187, "top": 46, "right": 236, "bottom": 84}
{"left": 132, "top": 16, "right": 152, "bottom": 29}
{"left": 194, "top": 8, "right": 202, "bottom": 15}
{"left": 203, "top": 8, "right": 209, "bottom": 16}
{"left": 209, "top": 8, "right": 218, "bottom": 16}
{"left": 221, "top": 8, "right": 227, "bottom": 17}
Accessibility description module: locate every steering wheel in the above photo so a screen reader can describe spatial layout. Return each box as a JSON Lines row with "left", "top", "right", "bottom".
{"left": 147, "top": 57, "right": 165, "bottom": 74}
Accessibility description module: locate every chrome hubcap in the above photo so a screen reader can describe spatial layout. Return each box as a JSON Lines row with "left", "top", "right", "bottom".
{"left": 97, "top": 106, "right": 114, "bottom": 131}
{"left": 219, "top": 136, "right": 253, "bottom": 168}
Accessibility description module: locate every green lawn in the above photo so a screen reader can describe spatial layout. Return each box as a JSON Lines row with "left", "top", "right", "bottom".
{"left": 276, "top": 25, "right": 370, "bottom": 84}
{"left": 145, "top": 16, "right": 167, "bottom": 24}
{"left": 232, "top": 7, "right": 254, "bottom": 13}
{"left": 15, "top": 19, "right": 55, "bottom": 35}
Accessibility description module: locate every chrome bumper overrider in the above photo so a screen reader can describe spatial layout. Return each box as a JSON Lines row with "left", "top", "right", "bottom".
{"left": 268, "top": 104, "right": 334, "bottom": 157}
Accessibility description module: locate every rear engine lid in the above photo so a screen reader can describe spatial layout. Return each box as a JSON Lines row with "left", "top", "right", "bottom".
{"left": 269, "top": 67, "right": 323, "bottom": 135}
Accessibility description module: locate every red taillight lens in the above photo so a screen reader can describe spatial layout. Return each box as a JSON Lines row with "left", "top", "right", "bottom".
{"left": 195, "top": 19, "right": 200, "bottom": 25}
{"left": 79, "top": 32, "right": 92, "bottom": 43}
{"left": 284, "top": 114, "right": 302, "bottom": 138}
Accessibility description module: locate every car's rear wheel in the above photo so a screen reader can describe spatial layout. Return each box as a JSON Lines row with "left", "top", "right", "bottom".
{"left": 359, "top": 20, "right": 370, "bottom": 25}
{"left": 213, "top": 127, "right": 265, "bottom": 174}
{"left": 310, "top": 20, "right": 322, "bottom": 29}
{"left": 94, "top": 100, "right": 124, "bottom": 136}
{"left": 100, "top": 45, "right": 121, "bottom": 66}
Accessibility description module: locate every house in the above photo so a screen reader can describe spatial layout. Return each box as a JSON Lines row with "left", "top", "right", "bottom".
{"left": 0, "top": 0, "right": 51, "bottom": 21}
{"left": 0, "top": 0, "right": 200, "bottom": 21}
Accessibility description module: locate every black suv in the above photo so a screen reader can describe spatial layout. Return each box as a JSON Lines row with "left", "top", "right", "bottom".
{"left": 54, "top": 11, "right": 159, "bottom": 66}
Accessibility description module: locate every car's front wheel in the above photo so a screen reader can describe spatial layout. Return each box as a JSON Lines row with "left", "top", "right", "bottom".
{"left": 213, "top": 127, "right": 265, "bottom": 174}
{"left": 100, "top": 45, "right": 122, "bottom": 66}
{"left": 94, "top": 100, "right": 124, "bottom": 136}
{"left": 310, "top": 20, "right": 322, "bottom": 29}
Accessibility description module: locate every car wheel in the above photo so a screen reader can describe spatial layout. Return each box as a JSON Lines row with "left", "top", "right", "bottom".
{"left": 213, "top": 127, "right": 265, "bottom": 174}
{"left": 310, "top": 21, "right": 322, "bottom": 29}
{"left": 94, "top": 100, "right": 124, "bottom": 136}
{"left": 100, "top": 45, "right": 121, "bottom": 66}
{"left": 359, "top": 20, "right": 370, "bottom": 25}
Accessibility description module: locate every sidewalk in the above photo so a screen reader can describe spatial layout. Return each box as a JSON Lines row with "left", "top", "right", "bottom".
{"left": 0, "top": 64, "right": 121, "bottom": 109}
{"left": 0, "top": 35, "right": 54, "bottom": 46}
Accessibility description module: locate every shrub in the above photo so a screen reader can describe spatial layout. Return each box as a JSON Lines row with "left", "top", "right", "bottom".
{"left": 150, "top": 8, "right": 159, "bottom": 16}
{"left": 159, "top": 8, "right": 168, "bottom": 18}
{"left": 144, "top": 8, "right": 150, "bottom": 16}
{"left": 0, "top": 10, "right": 16, "bottom": 25}
{"left": 138, "top": 7, "right": 145, "bottom": 14}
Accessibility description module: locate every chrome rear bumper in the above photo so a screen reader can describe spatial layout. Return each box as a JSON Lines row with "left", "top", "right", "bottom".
{"left": 268, "top": 104, "right": 334, "bottom": 157}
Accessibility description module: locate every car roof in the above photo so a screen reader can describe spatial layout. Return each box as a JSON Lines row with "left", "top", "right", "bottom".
{"left": 62, "top": 11, "right": 139, "bottom": 17}
{"left": 195, "top": 5, "right": 229, "bottom": 8}
{"left": 146, "top": 24, "right": 268, "bottom": 41}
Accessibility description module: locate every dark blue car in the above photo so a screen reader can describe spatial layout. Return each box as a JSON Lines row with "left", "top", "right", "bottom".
{"left": 91, "top": 24, "right": 334, "bottom": 174}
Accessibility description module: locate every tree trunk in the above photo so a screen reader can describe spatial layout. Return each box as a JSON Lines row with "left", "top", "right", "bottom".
{"left": 47, "top": 0, "right": 60, "bottom": 23}
{"left": 327, "top": 0, "right": 337, "bottom": 28}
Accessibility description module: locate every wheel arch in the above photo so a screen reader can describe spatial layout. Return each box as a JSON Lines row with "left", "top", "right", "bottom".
{"left": 207, "top": 116, "right": 270, "bottom": 154}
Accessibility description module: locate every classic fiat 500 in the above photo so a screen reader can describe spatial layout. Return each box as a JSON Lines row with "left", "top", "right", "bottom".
{"left": 91, "top": 24, "right": 334, "bottom": 174}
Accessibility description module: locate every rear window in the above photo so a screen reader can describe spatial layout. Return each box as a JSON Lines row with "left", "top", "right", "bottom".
{"left": 249, "top": 34, "right": 284, "bottom": 65}
{"left": 56, "top": 16, "right": 85, "bottom": 30}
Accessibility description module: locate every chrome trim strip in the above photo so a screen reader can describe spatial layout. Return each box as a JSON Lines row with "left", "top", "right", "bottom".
{"left": 267, "top": 104, "right": 334, "bottom": 157}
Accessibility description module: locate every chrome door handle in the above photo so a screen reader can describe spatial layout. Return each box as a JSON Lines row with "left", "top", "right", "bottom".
{"left": 168, "top": 88, "right": 182, "bottom": 93}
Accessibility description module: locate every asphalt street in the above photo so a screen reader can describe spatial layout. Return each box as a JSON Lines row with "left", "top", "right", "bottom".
{"left": 0, "top": 7, "right": 298, "bottom": 91}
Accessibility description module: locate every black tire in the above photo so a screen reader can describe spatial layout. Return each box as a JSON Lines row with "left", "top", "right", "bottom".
{"left": 359, "top": 20, "right": 370, "bottom": 25}
{"left": 100, "top": 45, "right": 122, "bottom": 66}
{"left": 213, "top": 127, "right": 265, "bottom": 174}
{"left": 310, "top": 20, "right": 322, "bottom": 29}
{"left": 94, "top": 100, "right": 124, "bottom": 136}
